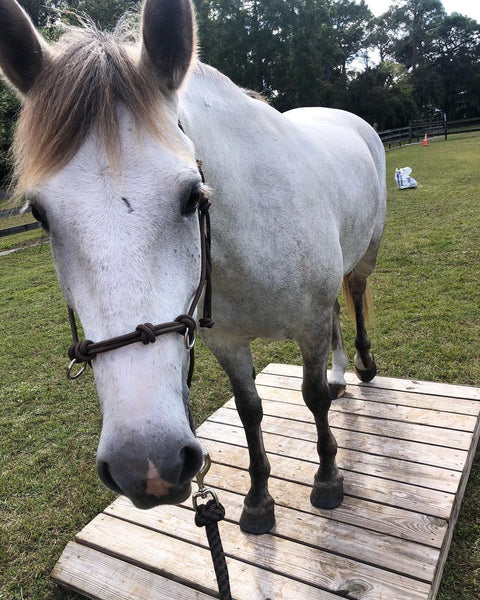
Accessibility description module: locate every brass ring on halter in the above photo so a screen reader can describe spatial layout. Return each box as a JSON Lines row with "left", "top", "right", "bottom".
{"left": 67, "top": 358, "right": 87, "bottom": 380}
{"left": 184, "top": 327, "right": 196, "bottom": 350}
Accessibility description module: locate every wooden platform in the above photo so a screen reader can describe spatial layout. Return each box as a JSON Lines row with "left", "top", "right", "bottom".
{"left": 52, "top": 364, "right": 480, "bottom": 600}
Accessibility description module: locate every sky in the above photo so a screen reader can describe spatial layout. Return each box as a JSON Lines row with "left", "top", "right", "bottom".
{"left": 366, "top": 0, "right": 480, "bottom": 22}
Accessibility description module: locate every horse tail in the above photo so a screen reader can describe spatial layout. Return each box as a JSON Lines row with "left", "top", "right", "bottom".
{"left": 342, "top": 273, "right": 373, "bottom": 325}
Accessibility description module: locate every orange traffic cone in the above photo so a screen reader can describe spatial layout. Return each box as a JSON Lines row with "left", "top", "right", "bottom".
{"left": 423, "top": 133, "right": 428, "bottom": 146}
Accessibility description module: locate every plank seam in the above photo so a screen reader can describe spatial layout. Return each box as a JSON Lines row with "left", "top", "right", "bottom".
{"left": 77, "top": 511, "right": 353, "bottom": 599}
{"left": 253, "top": 392, "right": 478, "bottom": 431}
{"left": 99, "top": 506, "right": 435, "bottom": 589}
{"left": 256, "top": 378, "right": 480, "bottom": 409}
{"left": 73, "top": 534, "right": 219, "bottom": 599}
{"left": 192, "top": 459, "right": 452, "bottom": 537}
{"left": 215, "top": 404, "right": 474, "bottom": 447}
{"left": 198, "top": 436, "right": 458, "bottom": 497}
{"left": 201, "top": 418, "right": 467, "bottom": 471}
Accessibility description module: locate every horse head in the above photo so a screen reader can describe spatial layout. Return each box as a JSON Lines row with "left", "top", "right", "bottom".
{"left": 0, "top": 0, "right": 206, "bottom": 508}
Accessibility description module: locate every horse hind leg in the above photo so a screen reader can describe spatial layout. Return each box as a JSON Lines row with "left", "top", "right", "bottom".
{"left": 344, "top": 268, "right": 377, "bottom": 382}
{"left": 330, "top": 299, "right": 349, "bottom": 398}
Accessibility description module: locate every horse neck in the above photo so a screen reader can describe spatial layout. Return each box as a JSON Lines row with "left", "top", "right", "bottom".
{"left": 178, "top": 62, "right": 270, "bottom": 171}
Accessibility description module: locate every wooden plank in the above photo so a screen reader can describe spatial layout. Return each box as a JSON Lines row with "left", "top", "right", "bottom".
{"left": 189, "top": 458, "right": 447, "bottom": 547}
{"left": 224, "top": 397, "right": 474, "bottom": 449}
{"left": 108, "top": 492, "right": 437, "bottom": 583}
{"left": 51, "top": 365, "right": 480, "bottom": 600}
{"left": 75, "top": 513, "right": 340, "bottom": 600}
{"left": 261, "top": 364, "right": 480, "bottom": 401}
{"left": 256, "top": 372, "right": 480, "bottom": 417}
{"left": 201, "top": 431, "right": 461, "bottom": 494}
{"left": 427, "top": 411, "right": 480, "bottom": 600}
{"left": 202, "top": 411, "right": 469, "bottom": 472}
{"left": 106, "top": 498, "right": 432, "bottom": 599}
{"left": 254, "top": 383, "right": 479, "bottom": 431}
{"left": 52, "top": 542, "right": 215, "bottom": 600}
{"left": 197, "top": 432, "right": 454, "bottom": 520}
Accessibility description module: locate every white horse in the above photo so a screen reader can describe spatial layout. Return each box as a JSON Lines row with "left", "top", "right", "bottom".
{"left": 0, "top": 0, "right": 385, "bottom": 533}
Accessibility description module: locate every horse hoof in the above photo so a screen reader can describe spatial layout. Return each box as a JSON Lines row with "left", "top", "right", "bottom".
{"left": 354, "top": 353, "right": 377, "bottom": 382}
{"left": 310, "top": 474, "right": 344, "bottom": 509}
{"left": 239, "top": 503, "right": 275, "bottom": 534}
{"left": 329, "top": 382, "right": 346, "bottom": 399}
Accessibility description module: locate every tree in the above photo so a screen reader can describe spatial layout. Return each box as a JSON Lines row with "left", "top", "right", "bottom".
{"left": 431, "top": 14, "right": 480, "bottom": 118}
{"left": 328, "top": 0, "right": 373, "bottom": 76}
{"left": 0, "top": 83, "right": 20, "bottom": 186}
{"left": 346, "top": 61, "right": 418, "bottom": 129}
{"left": 386, "top": 0, "right": 446, "bottom": 71}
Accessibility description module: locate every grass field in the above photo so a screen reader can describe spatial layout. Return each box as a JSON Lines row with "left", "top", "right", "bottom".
{"left": 1, "top": 133, "right": 479, "bottom": 599}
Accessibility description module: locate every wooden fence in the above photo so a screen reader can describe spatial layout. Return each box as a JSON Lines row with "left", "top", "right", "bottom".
{"left": 0, "top": 204, "right": 41, "bottom": 238}
{"left": 379, "top": 116, "right": 480, "bottom": 149}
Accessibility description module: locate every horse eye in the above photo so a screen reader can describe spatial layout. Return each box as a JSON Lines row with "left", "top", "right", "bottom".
{"left": 181, "top": 185, "right": 202, "bottom": 216}
{"left": 30, "top": 203, "right": 49, "bottom": 232}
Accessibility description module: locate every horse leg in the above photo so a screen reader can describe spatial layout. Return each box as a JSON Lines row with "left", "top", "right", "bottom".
{"left": 330, "top": 299, "right": 348, "bottom": 398}
{"left": 346, "top": 266, "right": 377, "bottom": 383}
{"left": 298, "top": 314, "right": 344, "bottom": 509}
{"left": 206, "top": 335, "right": 275, "bottom": 534}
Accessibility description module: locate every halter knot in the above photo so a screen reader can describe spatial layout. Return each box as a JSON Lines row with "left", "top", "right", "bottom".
{"left": 68, "top": 339, "right": 94, "bottom": 363}
{"left": 199, "top": 317, "right": 215, "bottom": 328}
{"left": 136, "top": 323, "right": 156, "bottom": 344}
{"left": 194, "top": 498, "right": 226, "bottom": 527}
{"left": 175, "top": 314, "right": 197, "bottom": 335}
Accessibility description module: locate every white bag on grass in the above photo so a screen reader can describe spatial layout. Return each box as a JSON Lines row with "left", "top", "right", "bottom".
{"left": 395, "top": 167, "right": 417, "bottom": 189}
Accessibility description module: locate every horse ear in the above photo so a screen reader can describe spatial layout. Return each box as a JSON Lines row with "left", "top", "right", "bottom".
{"left": 0, "top": 0, "right": 48, "bottom": 95}
{"left": 140, "top": 0, "right": 195, "bottom": 93}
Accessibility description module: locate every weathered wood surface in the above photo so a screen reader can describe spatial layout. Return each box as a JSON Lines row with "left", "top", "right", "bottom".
{"left": 52, "top": 365, "right": 480, "bottom": 600}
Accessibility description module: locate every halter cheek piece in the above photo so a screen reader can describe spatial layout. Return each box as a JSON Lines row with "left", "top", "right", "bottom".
{"left": 66, "top": 160, "right": 214, "bottom": 388}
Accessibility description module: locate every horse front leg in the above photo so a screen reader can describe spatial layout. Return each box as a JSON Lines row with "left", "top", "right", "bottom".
{"left": 206, "top": 336, "right": 275, "bottom": 534}
{"left": 298, "top": 319, "right": 344, "bottom": 509}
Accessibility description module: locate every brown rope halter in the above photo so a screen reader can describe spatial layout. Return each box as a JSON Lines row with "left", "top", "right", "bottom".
{"left": 66, "top": 161, "right": 214, "bottom": 384}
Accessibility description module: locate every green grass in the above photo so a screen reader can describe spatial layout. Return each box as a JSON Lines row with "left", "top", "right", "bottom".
{"left": 0, "top": 198, "right": 45, "bottom": 252}
{"left": 1, "top": 134, "right": 479, "bottom": 599}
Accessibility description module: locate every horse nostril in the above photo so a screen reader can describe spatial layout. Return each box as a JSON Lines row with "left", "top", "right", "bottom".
{"left": 97, "top": 460, "right": 122, "bottom": 494}
{"left": 179, "top": 444, "right": 204, "bottom": 486}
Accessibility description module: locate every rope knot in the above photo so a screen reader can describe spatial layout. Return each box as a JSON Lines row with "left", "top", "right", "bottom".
{"left": 199, "top": 317, "right": 215, "bottom": 328}
{"left": 194, "top": 499, "right": 225, "bottom": 528}
{"left": 175, "top": 314, "right": 197, "bottom": 335}
{"left": 68, "top": 339, "right": 94, "bottom": 363}
{"left": 136, "top": 323, "right": 156, "bottom": 344}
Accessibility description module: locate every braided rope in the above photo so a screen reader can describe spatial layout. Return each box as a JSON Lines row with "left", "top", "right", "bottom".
{"left": 195, "top": 499, "right": 232, "bottom": 600}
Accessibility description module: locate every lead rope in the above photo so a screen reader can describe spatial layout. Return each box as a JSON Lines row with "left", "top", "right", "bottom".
{"left": 193, "top": 453, "right": 232, "bottom": 600}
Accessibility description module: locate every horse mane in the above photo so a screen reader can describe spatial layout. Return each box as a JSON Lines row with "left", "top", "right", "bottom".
{"left": 12, "top": 21, "right": 172, "bottom": 196}
{"left": 242, "top": 88, "right": 269, "bottom": 104}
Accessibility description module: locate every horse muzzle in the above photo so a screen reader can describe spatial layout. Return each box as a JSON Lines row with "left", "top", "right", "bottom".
{"left": 96, "top": 433, "right": 203, "bottom": 508}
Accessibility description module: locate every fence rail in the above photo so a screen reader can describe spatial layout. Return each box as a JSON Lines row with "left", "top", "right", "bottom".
{"left": 0, "top": 202, "right": 39, "bottom": 238}
{"left": 0, "top": 205, "right": 26, "bottom": 218}
{"left": 379, "top": 116, "right": 480, "bottom": 148}
{"left": 0, "top": 221, "right": 41, "bottom": 238}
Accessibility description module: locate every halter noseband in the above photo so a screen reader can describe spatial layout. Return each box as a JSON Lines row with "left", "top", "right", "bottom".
{"left": 66, "top": 161, "right": 214, "bottom": 385}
